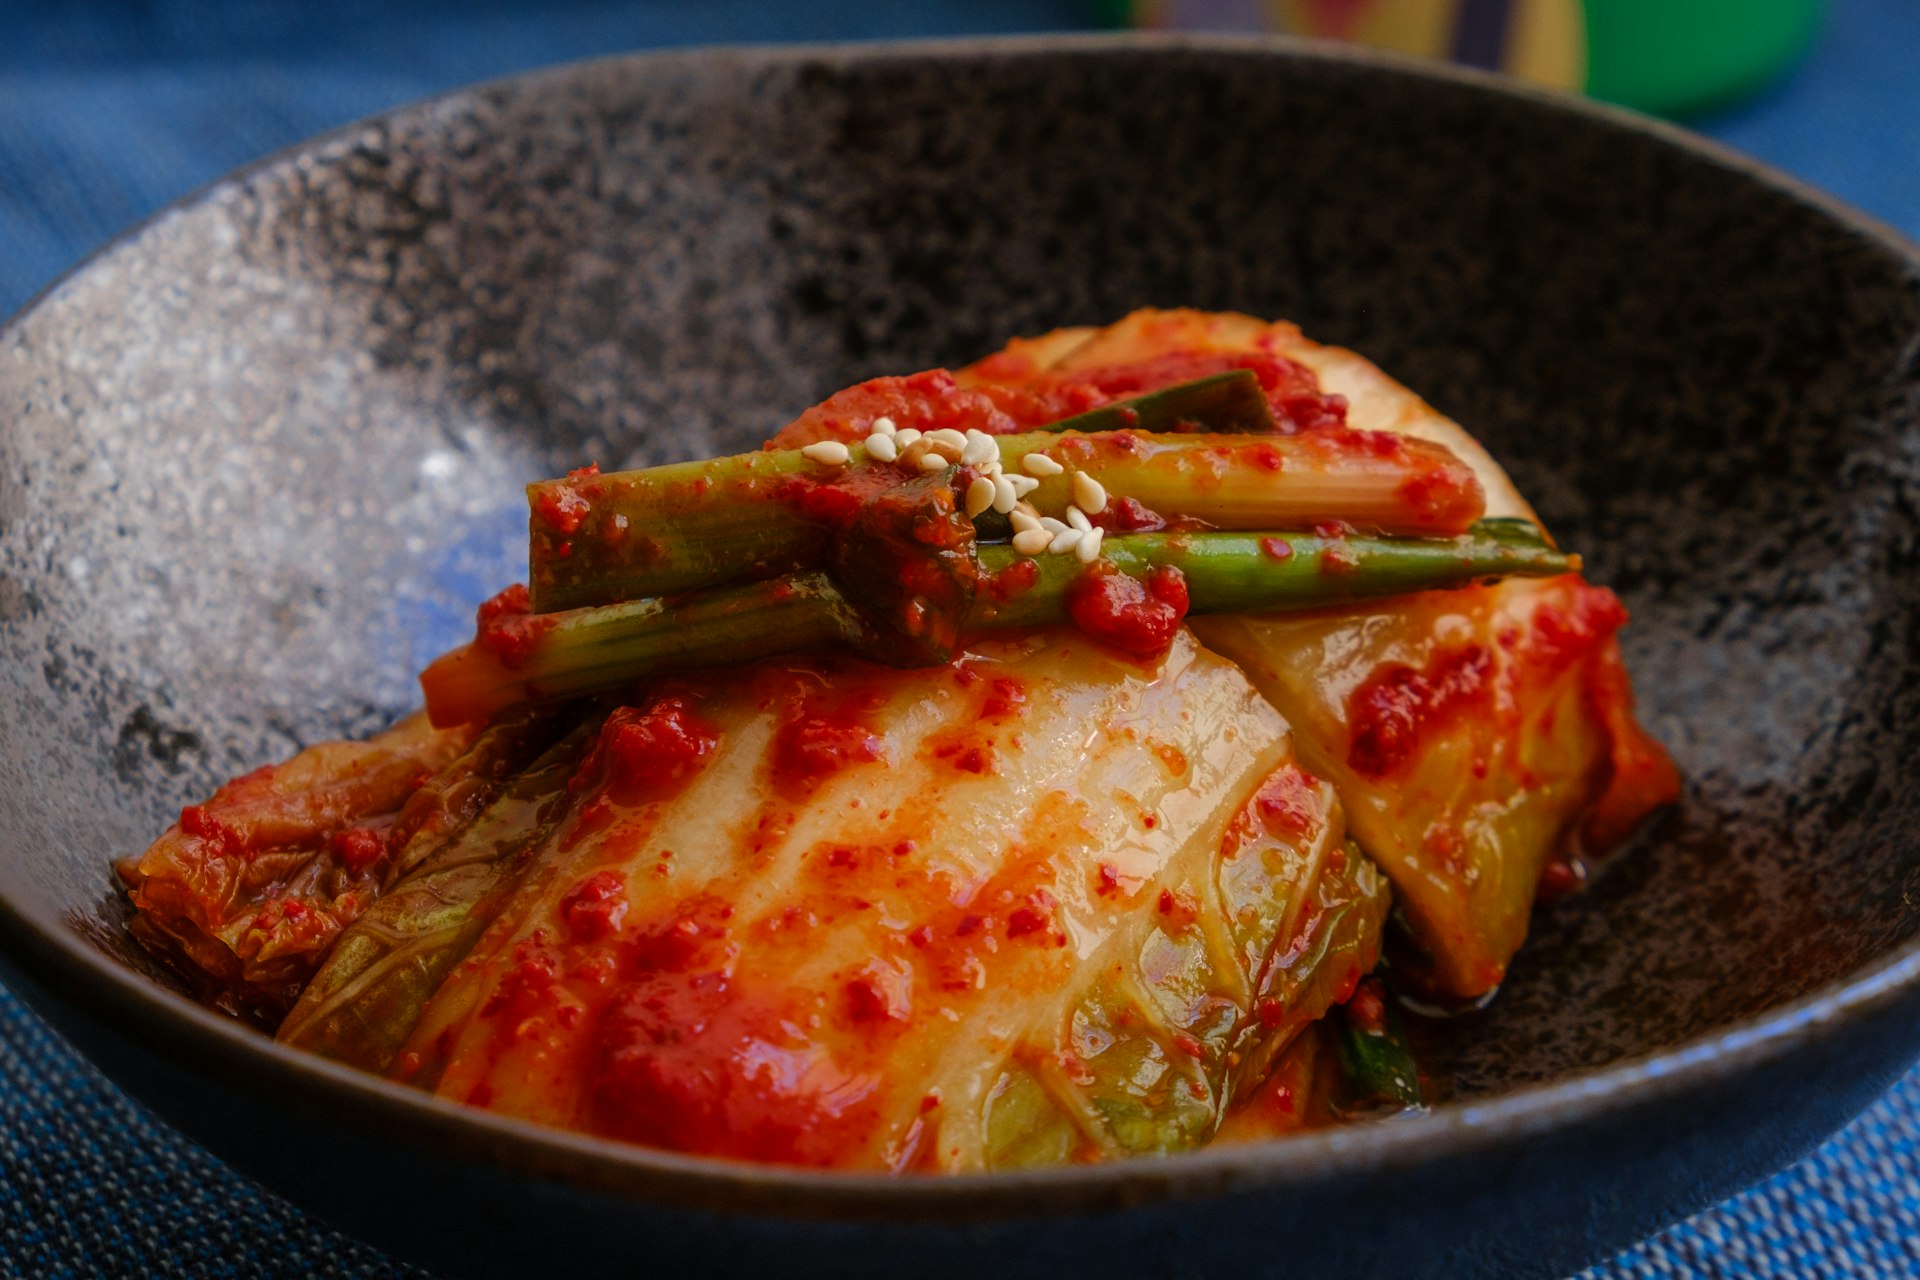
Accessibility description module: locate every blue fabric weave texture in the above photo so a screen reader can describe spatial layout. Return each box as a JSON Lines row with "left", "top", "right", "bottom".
{"left": 1, "top": 1, "right": 1917, "bottom": 1276}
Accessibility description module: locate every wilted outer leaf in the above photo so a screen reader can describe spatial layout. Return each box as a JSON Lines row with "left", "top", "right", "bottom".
{"left": 117, "top": 711, "right": 476, "bottom": 1023}
{"left": 277, "top": 720, "right": 598, "bottom": 1069}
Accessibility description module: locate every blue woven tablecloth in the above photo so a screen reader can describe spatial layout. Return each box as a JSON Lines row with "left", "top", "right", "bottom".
{"left": 3, "top": 2, "right": 1917, "bottom": 1275}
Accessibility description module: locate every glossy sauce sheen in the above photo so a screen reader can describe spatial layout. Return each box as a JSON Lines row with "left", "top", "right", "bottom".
{"left": 1194, "top": 577, "right": 1669, "bottom": 997}
{"left": 392, "top": 631, "right": 1333, "bottom": 1169}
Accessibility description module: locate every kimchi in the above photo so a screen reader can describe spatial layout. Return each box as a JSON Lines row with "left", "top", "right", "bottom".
{"left": 120, "top": 309, "right": 1676, "bottom": 1170}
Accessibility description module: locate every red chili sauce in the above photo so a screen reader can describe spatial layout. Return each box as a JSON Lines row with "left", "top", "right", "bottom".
{"left": 770, "top": 678, "right": 891, "bottom": 791}
{"left": 473, "top": 583, "right": 559, "bottom": 671}
{"left": 767, "top": 368, "right": 1087, "bottom": 448}
{"left": 596, "top": 696, "right": 722, "bottom": 794}
{"left": 1089, "top": 496, "right": 1168, "bottom": 534}
{"left": 980, "top": 556, "right": 1041, "bottom": 604}
{"left": 768, "top": 347, "right": 1346, "bottom": 449}
{"left": 1216, "top": 764, "right": 1328, "bottom": 870}
{"left": 560, "top": 870, "right": 629, "bottom": 943}
{"left": 330, "top": 827, "right": 388, "bottom": 876}
{"left": 1037, "top": 351, "right": 1347, "bottom": 435}
{"left": 1346, "top": 644, "right": 1495, "bottom": 778}
{"left": 1341, "top": 581, "right": 1678, "bottom": 862}
{"left": 1066, "top": 563, "right": 1190, "bottom": 659}
{"left": 584, "top": 895, "right": 889, "bottom": 1166}
{"left": 565, "top": 765, "right": 1073, "bottom": 1168}
{"left": 1344, "top": 976, "right": 1389, "bottom": 1035}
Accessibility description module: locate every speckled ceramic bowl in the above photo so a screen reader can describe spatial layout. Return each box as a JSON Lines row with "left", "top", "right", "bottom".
{"left": 2, "top": 35, "right": 1918, "bottom": 1280}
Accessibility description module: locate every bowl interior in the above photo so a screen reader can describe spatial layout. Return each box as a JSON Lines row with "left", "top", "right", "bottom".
{"left": 2, "top": 40, "right": 1919, "bottom": 1121}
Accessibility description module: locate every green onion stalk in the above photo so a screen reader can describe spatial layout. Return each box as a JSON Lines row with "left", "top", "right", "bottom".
{"left": 423, "top": 519, "right": 1573, "bottom": 726}
{"left": 526, "top": 373, "right": 1487, "bottom": 611}
{"left": 1328, "top": 973, "right": 1426, "bottom": 1116}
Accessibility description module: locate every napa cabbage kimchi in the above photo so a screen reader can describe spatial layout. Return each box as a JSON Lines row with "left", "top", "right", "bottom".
{"left": 120, "top": 309, "right": 1675, "bottom": 1171}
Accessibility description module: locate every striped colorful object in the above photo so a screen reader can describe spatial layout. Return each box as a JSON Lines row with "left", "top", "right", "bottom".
{"left": 1106, "top": 0, "right": 1827, "bottom": 117}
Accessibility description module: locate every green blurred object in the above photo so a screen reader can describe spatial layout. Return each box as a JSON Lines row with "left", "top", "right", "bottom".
{"left": 1584, "top": 0, "right": 1827, "bottom": 118}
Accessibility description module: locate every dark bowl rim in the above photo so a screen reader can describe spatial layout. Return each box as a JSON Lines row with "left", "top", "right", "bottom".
{"left": 3, "top": 30, "right": 1919, "bottom": 1222}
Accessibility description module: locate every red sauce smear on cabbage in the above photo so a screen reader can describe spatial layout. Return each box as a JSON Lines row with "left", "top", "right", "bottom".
{"left": 560, "top": 870, "right": 630, "bottom": 943}
{"left": 588, "top": 897, "right": 883, "bottom": 1167}
{"left": 597, "top": 696, "right": 722, "bottom": 794}
{"left": 772, "top": 687, "right": 889, "bottom": 787}
{"left": 1346, "top": 645, "right": 1495, "bottom": 778}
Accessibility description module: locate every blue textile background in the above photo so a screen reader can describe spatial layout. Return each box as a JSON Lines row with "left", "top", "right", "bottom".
{"left": 2, "top": 2, "right": 1917, "bottom": 1276}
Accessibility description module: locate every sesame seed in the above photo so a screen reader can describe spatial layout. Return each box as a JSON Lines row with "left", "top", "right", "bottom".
{"left": 1065, "top": 505, "right": 1092, "bottom": 533}
{"left": 1048, "top": 527, "right": 1083, "bottom": 555}
{"left": 964, "top": 476, "right": 996, "bottom": 518}
{"left": 1007, "top": 474, "right": 1041, "bottom": 498}
{"left": 1008, "top": 509, "right": 1042, "bottom": 534}
{"left": 893, "top": 428, "right": 923, "bottom": 447}
{"left": 917, "top": 452, "right": 950, "bottom": 472}
{"left": 1038, "top": 516, "right": 1067, "bottom": 534}
{"left": 927, "top": 428, "right": 969, "bottom": 452}
{"left": 1014, "top": 500, "right": 1040, "bottom": 520}
{"left": 1021, "top": 453, "right": 1063, "bottom": 477}
{"left": 991, "top": 474, "right": 1018, "bottom": 513}
{"left": 871, "top": 416, "right": 897, "bottom": 434}
{"left": 962, "top": 430, "right": 999, "bottom": 466}
{"left": 1011, "top": 529, "right": 1053, "bottom": 556}
{"left": 1075, "top": 527, "right": 1104, "bottom": 562}
{"left": 925, "top": 438, "right": 964, "bottom": 463}
{"left": 1072, "top": 472, "right": 1108, "bottom": 514}
{"left": 865, "top": 432, "right": 898, "bottom": 462}
{"left": 801, "top": 440, "right": 850, "bottom": 466}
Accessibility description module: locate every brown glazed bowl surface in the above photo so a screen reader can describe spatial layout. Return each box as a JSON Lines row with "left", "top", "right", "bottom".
{"left": 2, "top": 35, "right": 1918, "bottom": 1280}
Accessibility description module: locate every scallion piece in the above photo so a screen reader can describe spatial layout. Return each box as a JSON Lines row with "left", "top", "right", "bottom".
{"left": 529, "top": 427, "right": 1485, "bottom": 611}
{"left": 1036, "top": 368, "right": 1278, "bottom": 435}
{"left": 425, "top": 520, "right": 1572, "bottom": 726}
{"left": 1329, "top": 974, "right": 1426, "bottom": 1115}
